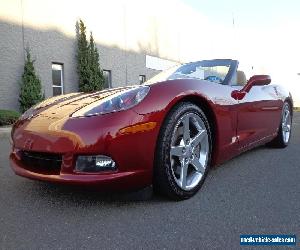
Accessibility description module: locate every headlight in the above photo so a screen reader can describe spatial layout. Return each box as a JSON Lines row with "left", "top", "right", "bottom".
{"left": 72, "top": 86, "right": 150, "bottom": 117}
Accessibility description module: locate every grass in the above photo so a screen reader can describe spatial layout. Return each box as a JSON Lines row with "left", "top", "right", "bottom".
{"left": 0, "top": 109, "right": 20, "bottom": 126}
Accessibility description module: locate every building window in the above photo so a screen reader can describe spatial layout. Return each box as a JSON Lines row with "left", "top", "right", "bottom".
{"left": 103, "top": 70, "right": 111, "bottom": 88}
{"left": 139, "top": 75, "right": 146, "bottom": 84}
{"left": 52, "top": 63, "right": 63, "bottom": 96}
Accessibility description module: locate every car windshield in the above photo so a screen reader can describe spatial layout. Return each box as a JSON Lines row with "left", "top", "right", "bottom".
{"left": 146, "top": 60, "right": 232, "bottom": 84}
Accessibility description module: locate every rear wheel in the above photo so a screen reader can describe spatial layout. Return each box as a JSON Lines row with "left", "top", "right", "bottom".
{"left": 268, "top": 102, "right": 292, "bottom": 148}
{"left": 154, "top": 102, "right": 212, "bottom": 200}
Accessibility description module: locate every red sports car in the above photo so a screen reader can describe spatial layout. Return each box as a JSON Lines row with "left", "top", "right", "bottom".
{"left": 10, "top": 59, "right": 293, "bottom": 200}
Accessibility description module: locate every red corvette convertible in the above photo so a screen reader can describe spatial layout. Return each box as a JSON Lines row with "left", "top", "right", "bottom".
{"left": 10, "top": 59, "right": 293, "bottom": 200}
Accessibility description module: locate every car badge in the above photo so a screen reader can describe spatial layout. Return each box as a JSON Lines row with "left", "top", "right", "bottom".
{"left": 24, "top": 138, "right": 34, "bottom": 150}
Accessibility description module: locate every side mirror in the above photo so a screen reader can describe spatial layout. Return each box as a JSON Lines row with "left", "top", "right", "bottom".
{"left": 246, "top": 75, "right": 271, "bottom": 90}
{"left": 231, "top": 75, "right": 271, "bottom": 100}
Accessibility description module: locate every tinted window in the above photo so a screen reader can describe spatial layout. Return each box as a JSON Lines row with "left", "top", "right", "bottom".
{"left": 103, "top": 70, "right": 111, "bottom": 88}
{"left": 52, "top": 63, "right": 63, "bottom": 96}
{"left": 139, "top": 75, "right": 146, "bottom": 84}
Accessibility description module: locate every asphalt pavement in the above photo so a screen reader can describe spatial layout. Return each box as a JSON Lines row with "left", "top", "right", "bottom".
{"left": 0, "top": 113, "right": 299, "bottom": 250}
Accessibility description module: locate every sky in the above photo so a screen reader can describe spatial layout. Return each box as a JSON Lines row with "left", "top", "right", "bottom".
{"left": 182, "top": 0, "right": 300, "bottom": 29}
{"left": 181, "top": 0, "right": 300, "bottom": 103}
{"left": 181, "top": 0, "right": 300, "bottom": 68}
{"left": 0, "top": 0, "right": 298, "bottom": 103}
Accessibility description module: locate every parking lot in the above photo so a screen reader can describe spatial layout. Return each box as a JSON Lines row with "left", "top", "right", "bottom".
{"left": 0, "top": 112, "right": 299, "bottom": 249}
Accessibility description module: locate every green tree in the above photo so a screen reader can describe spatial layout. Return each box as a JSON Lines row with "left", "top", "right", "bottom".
{"left": 76, "top": 20, "right": 104, "bottom": 92}
{"left": 76, "top": 19, "right": 90, "bottom": 92}
{"left": 87, "top": 32, "right": 104, "bottom": 91}
{"left": 19, "top": 48, "right": 43, "bottom": 113}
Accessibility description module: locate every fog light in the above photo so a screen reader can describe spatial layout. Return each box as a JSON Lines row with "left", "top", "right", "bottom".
{"left": 75, "top": 155, "right": 116, "bottom": 172}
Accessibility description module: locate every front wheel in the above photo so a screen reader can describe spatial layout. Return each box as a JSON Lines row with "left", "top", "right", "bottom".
{"left": 154, "top": 102, "right": 212, "bottom": 200}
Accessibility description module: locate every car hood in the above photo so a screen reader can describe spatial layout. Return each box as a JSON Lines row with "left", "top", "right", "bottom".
{"left": 20, "top": 86, "right": 135, "bottom": 121}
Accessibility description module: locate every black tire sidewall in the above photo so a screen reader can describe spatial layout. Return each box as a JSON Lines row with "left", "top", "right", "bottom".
{"left": 154, "top": 102, "right": 212, "bottom": 200}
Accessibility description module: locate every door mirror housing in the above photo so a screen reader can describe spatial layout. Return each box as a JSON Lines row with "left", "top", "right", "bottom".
{"left": 243, "top": 75, "right": 271, "bottom": 92}
{"left": 231, "top": 75, "right": 271, "bottom": 100}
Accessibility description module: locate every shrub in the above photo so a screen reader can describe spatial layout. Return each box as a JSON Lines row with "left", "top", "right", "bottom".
{"left": 0, "top": 110, "right": 20, "bottom": 126}
{"left": 19, "top": 48, "right": 44, "bottom": 113}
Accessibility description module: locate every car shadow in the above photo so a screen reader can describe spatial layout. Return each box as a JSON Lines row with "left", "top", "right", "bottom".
{"left": 210, "top": 143, "right": 289, "bottom": 172}
{"left": 17, "top": 141, "right": 293, "bottom": 206}
{"left": 26, "top": 180, "right": 171, "bottom": 204}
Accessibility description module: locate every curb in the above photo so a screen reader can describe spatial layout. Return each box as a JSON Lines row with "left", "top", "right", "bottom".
{"left": 0, "top": 126, "right": 12, "bottom": 136}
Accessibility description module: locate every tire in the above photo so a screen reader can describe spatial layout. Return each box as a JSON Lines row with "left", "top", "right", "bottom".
{"left": 153, "top": 102, "right": 212, "bottom": 200}
{"left": 268, "top": 101, "right": 292, "bottom": 148}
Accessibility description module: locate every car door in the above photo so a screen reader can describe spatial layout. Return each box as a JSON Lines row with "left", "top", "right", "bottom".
{"left": 231, "top": 71, "right": 282, "bottom": 151}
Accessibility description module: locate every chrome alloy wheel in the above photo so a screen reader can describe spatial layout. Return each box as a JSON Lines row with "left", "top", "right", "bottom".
{"left": 282, "top": 104, "right": 292, "bottom": 144}
{"left": 170, "top": 112, "right": 209, "bottom": 191}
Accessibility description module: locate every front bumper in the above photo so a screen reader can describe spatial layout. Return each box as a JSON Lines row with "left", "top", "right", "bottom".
{"left": 10, "top": 152, "right": 150, "bottom": 189}
{"left": 10, "top": 109, "right": 162, "bottom": 189}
